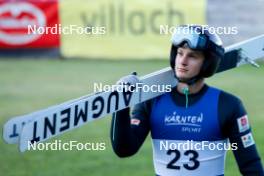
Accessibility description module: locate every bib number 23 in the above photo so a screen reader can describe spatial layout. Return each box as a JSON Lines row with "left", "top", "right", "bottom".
{"left": 166, "top": 149, "right": 200, "bottom": 170}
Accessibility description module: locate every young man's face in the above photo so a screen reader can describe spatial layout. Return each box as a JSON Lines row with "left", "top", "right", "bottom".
{"left": 174, "top": 45, "right": 205, "bottom": 81}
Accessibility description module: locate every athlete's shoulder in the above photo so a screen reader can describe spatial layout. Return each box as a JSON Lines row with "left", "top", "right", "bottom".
{"left": 209, "top": 86, "right": 246, "bottom": 117}
{"left": 210, "top": 86, "right": 243, "bottom": 105}
{"left": 219, "top": 90, "right": 242, "bottom": 106}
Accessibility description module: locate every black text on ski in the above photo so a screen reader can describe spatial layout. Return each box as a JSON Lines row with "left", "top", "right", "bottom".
{"left": 31, "top": 90, "right": 134, "bottom": 141}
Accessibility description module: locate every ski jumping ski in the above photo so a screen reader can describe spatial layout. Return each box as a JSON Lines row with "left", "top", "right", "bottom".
{"left": 3, "top": 34, "right": 264, "bottom": 152}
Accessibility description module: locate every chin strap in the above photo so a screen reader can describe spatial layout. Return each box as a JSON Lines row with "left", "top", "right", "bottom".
{"left": 175, "top": 73, "right": 202, "bottom": 86}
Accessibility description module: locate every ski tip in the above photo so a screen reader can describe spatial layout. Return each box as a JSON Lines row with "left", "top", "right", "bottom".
{"left": 3, "top": 122, "right": 17, "bottom": 144}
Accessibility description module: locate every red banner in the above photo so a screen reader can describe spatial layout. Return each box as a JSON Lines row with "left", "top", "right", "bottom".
{"left": 0, "top": 0, "right": 60, "bottom": 49}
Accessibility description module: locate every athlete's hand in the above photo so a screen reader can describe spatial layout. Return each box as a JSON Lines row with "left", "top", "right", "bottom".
{"left": 116, "top": 72, "right": 141, "bottom": 86}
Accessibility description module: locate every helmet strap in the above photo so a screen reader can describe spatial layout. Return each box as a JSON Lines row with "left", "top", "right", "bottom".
{"left": 175, "top": 74, "right": 202, "bottom": 86}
